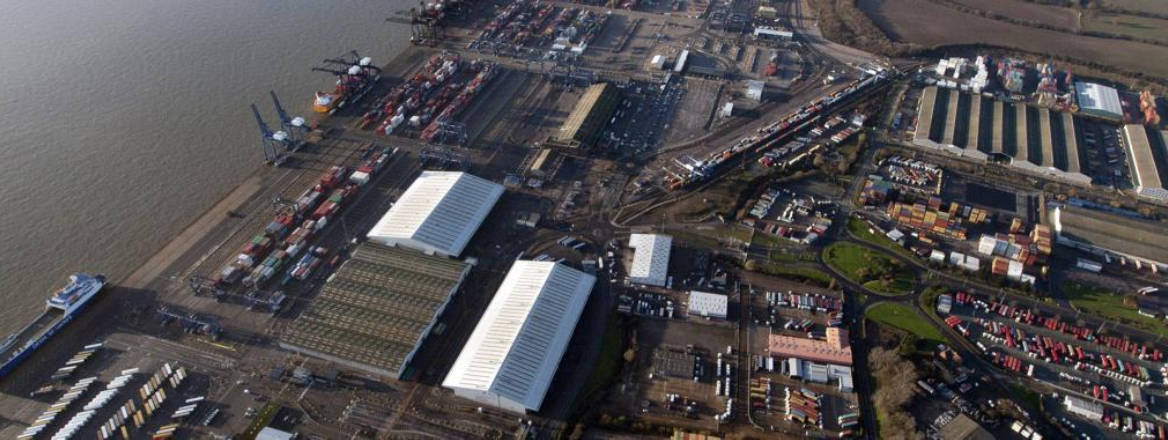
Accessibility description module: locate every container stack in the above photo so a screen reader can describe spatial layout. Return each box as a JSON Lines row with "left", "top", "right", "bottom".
{"left": 16, "top": 376, "right": 98, "bottom": 439}
{"left": 785, "top": 387, "right": 822, "bottom": 428}
{"left": 50, "top": 342, "right": 103, "bottom": 382}
{"left": 50, "top": 371, "right": 134, "bottom": 440}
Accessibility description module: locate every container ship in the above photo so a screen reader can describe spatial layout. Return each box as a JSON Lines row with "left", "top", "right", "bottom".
{"left": 0, "top": 273, "right": 107, "bottom": 379}
{"left": 312, "top": 54, "right": 382, "bottom": 114}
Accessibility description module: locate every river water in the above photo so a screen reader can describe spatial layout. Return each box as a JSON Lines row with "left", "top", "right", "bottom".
{"left": 0, "top": 0, "right": 413, "bottom": 334}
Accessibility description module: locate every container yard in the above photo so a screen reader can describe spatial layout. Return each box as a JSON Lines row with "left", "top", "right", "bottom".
{"left": 466, "top": 0, "right": 610, "bottom": 59}
{"left": 358, "top": 52, "right": 500, "bottom": 143}
{"left": 12, "top": 0, "right": 1168, "bottom": 438}
{"left": 278, "top": 242, "right": 472, "bottom": 379}
{"left": 663, "top": 71, "right": 888, "bottom": 190}
{"left": 937, "top": 289, "right": 1168, "bottom": 438}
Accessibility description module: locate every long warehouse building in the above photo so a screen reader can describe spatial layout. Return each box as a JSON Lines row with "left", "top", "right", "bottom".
{"left": 556, "top": 82, "right": 621, "bottom": 148}
{"left": 628, "top": 233, "right": 672, "bottom": 287}
{"left": 367, "top": 171, "right": 504, "bottom": 257}
{"left": 1050, "top": 204, "right": 1168, "bottom": 273}
{"left": 443, "top": 260, "right": 597, "bottom": 413}
{"left": 280, "top": 242, "right": 472, "bottom": 378}
{"left": 1121, "top": 124, "right": 1168, "bottom": 202}
{"left": 913, "top": 86, "right": 1092, "bottom": 186}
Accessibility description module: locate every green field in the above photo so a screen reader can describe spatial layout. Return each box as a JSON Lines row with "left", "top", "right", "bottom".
{"left": 570, "top": 317, "right": 627, "bottom": 415}
{"left": 846, "top": 217, "right": 915, "bottom": 259}
{"left": 1104, "top": 0, "right": 1168, "bottom": 15}
{"left": 751, "top": 260, "right": 836, "bottom": 287}
{"left": 1084, "top": 12, "right": 1168, "bottom": 43}
{"left": 866, "top": 302, "right": 950, "bottom": 348}
{"left": 1063, "top": 281, "right": 1168, "bottom": 337}
{"left": 823, "top": 242, "right": 915, "bottom": 295}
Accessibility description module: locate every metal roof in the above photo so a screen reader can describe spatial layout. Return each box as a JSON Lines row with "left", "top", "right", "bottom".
{"left": 939, "top": 414, "right": 993, "bottom": 440}
{"left": 443, "top": 261, "right": 596, "bottom": 412}
{"left": 367, "top": 171, "right": 503, "bottom": 257}
{"left": 628, "top": 233, "right": 671, "bottom": 286}
{"left": 1122, "top": 124, "right": 1168, "bottom": 200}
{"left": 557, "top": 83, "right": 621, "bottom": 146}
{"left": 1052, "top": 205, "right": 1168, "bottom": 265}
{"left": 1075, "top": 81, "right": 1123, "bottom": 118}
{"left": 280, "top": 242, "right": 471, "bottom": 378}
{"left": 688, "top": 291, "right": 728, "bottom": 319}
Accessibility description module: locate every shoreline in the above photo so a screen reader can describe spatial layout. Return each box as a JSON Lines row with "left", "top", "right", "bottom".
{"left": 110, "top": 45, "right": 430, "bottom": 293}
{"left": 121, "top": 175, "right": 263, "bottom": 290}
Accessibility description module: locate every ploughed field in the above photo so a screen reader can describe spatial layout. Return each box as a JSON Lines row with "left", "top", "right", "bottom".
{"left": 857, "top": 0, "right": 1168, "bottom": 79}
{"left": 951, "top": 0, "right": 1080, "bottom": 29}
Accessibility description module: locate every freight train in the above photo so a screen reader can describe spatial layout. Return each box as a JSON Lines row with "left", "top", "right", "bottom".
{"left": 666, "top": 71, "right": 889, "bottom": 190}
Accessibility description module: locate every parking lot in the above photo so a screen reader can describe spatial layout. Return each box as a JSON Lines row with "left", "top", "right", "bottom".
{"left": 941, "top": 291, "right": 1168, "bottom": 437}
{"left": 618, "top": 318, "right": 741, "bottom": 432}
{"left": 1078, "top": 120, "right": 1133, "bottom": 189}
{"left": 662, "top": 77, "right": 720, "bottom": 146}
{"left": 598, "top": 79, "right": 685, "bottom": 158}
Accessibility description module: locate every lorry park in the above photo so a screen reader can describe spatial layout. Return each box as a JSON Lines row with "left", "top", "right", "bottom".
{"left": 6, "top": 0, "right": 1168, "bottom": 439}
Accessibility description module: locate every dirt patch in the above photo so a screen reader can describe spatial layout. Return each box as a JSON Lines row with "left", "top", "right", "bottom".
{"left": 857, "top": 0, "right": 1168, "bottom": 79}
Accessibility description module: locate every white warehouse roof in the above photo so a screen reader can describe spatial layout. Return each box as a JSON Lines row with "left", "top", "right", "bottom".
{"left": 688, "top": 291, "right": 728, "bottom": 319}
{"left": 443, "top": 260, "right": 596, "bottom": 413}
{"left": 367, "top": 171, "right": 503, "bottom": 257}
{"left": 1075, "top": 81, "right": 1123, "bottom": 118}
{"left": 628, "top": 233, "right": 672, "bottom": 287}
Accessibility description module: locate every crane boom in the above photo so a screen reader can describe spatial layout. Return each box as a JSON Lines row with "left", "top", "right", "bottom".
{"left": 251, "top": 103, "right": 272, "bottom": 137}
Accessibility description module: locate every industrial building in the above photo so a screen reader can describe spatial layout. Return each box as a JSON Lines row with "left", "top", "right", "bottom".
{"left": 1050, "top": 204, "right": 1168, "bottom": 273}
{"left": 1064, "top": 395, "right": 1104, "bottom": 420}
{"left": 745, "top": 80, "right": 765, "bottom": 102}
{"left": 938, "top": 414, "right": 994, "bottom": 440}
{"left": 443, "top": 260, "right": 597, "bottom": 413}
{"left": 1121, "top": 124, "right": 1168, "bottom": 201}
{"left": 753, "top": 26, "right": 793, "bottom": 41}
{"left": 628, "top": 233, "right": 672, "bottom": 287}
{"left": 1075, "top": 81, "right": 1123, "bottom": 119}
{"left": 279, "top": 242, "right": 472, "bottom": 378}
{"left": 687, "top": 291, "right": 728, "bottom": 319}
{"left": 556, "top": 82, "right": 621, "bottom": 148}
{"left": 913, "top": 86, "right": 1092, "bottom": 186}
{"left": 768, "top": 327, "right": 853, "bottom": 365}
{"left": 784, "top": 358, "right": 853, "bottom": 392}
{"left": 366, "top": 171, "right": 504, "bottom": 257}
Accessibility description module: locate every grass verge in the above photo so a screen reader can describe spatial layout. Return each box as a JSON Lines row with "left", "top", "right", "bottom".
{"left": 749, "top": 260, "right": 836, "bottom": 288}
{"left": 866, "top": 302, "right": 949, "bottom": 349}
{"left": 823, "top": 242, "right": 915, "bottom": 295}
{"left": 569, "top": 317, "right": 628, "bottom": 416}
{"left": 847, "top": 217, "right": 915, "bottom": 260}
{"left": 1063, "top": 281, "right": 1168, "bottom": 338}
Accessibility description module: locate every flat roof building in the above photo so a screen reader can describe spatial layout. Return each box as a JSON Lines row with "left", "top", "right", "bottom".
{"left": 443, "top": 261, "right": 596, "bottom": 413}
{"left": 768, "top": 327, "right": 852, "bottom": 365}
{"left": 939, "top": 414, "right": 994, "bottom": 440}
{"left": 628, "top": 233, "right": 672, "bottom": 287}
{"left": 753, "top": 26, "right": 793, "bottom": 40}
{"left": 1050, "top": 204, "right": 1168, "bottom": 272}
{"left": 913, "top": 86, "right": 1091, "bottom": 186}
{"left": 556, "top": 83, "right": 621, "bottom": 148}
{"left": 280, "top": 242, "right": 472, "bottom": 378}
{"left": 688, "top": 291, "right": 728, "bottom": 319}
{"left": 1122, "top": 124, "right": 1168, "bottom": 201}
{"left": 1075, "top": 81, "right": 1123, "bottom": 119}
{"left": 746, "top": 80, "right": 765, "bottom": 101}
{"left": 367, "top": 171, "right": 504, "bottom": 257}
{"left": 1064, "top": 395, "right": 1104, "bottom": 420}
